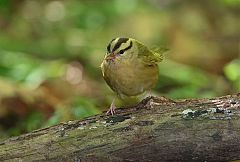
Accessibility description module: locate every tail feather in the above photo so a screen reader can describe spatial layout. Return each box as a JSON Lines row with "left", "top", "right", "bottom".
{"left": 151, "top": 47, "right": 169, "bottom": 63}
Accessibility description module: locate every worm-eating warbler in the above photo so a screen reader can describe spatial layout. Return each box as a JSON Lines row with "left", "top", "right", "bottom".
{"left": 101, "top": 37, "right": 164, "bottom": 115}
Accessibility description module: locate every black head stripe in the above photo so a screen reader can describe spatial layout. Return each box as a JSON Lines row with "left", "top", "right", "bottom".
{"left": 112, "top": 38, "right": 129, "bottom": 52}
{"left": 107, "top": 38, "right": 116, "bottom": 53}
{"left": 121, "top": 41, "right": 132, "bottom": 53}
{"left": 107, "top": 44, "right": 111, "bottom": 53}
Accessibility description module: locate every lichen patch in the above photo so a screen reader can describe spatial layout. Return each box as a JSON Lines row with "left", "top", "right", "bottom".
{"left": 182, "top": 107, "right": 234, "bottom": 120}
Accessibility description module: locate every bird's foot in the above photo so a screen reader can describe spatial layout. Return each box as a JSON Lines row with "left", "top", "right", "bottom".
{"left": 106, "top": 99, "right": 116, "bottom": 116}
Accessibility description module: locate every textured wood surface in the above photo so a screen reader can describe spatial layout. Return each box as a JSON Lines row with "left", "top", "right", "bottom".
{"left": 0, "top": 94, "right": 240, "bottom": 162}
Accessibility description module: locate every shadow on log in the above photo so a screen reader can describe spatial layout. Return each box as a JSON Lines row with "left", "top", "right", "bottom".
{"left": 0, "top": 94, "right": 240, "bottom": 162}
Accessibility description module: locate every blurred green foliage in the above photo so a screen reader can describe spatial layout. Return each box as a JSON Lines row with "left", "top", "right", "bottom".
{"left": 224, "top": 59, "right": 240, "bottom": 90}
{"left": 0, "top": 0, "right": 239, "bottom": 139}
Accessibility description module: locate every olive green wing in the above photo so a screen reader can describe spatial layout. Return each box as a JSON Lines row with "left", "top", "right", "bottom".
{"left": 136, "top": 41, "right": 165, "bottom": 65}
{"left": 101, "top": 67, "right": 116, "bottom": 92}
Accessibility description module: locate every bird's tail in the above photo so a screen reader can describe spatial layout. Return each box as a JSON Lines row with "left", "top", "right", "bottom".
{"left": 151, "top": 47, "right": 169, "bottom": 62}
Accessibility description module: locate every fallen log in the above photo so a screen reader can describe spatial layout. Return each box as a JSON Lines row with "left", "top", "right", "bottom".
{"left": 0, "top": 94, "right": 240, "bottom": 162}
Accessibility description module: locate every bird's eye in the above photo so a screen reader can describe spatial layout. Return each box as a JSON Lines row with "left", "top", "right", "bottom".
{"left": 119, "top": 50, "right": 124, "bottom": 54}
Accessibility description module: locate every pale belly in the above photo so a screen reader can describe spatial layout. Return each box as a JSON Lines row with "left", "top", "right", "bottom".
{"left": 102, "top": 60, "right": 159, "bottom": 96}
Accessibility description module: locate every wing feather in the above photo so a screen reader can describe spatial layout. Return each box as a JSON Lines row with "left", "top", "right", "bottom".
{"left": 135, "top": 40, "right": 164, "bottom": 65}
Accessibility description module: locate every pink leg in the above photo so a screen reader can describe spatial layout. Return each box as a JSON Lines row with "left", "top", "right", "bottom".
{"left": 106, "top": 99, "right": 116, "bottom": 115}
{"left": 146, "top": 90, "right": 153, "bottom": 97}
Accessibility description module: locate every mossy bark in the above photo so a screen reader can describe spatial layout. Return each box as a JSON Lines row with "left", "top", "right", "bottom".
{"left": 0, "top": 94, "right": 240, "bottom": 162}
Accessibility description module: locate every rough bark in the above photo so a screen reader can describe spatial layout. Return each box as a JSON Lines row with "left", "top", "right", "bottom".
{"left": 0, "top": 94, "right": 240, "bottom": 162}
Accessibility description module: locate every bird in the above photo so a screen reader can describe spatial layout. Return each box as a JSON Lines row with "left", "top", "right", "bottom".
{"left": 101, "top": 37, "right": 165, "bottom": 115}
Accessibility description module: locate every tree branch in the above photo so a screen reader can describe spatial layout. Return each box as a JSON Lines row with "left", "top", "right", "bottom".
{"left": 0, "top": 94, "right": 240, "bottom": 162}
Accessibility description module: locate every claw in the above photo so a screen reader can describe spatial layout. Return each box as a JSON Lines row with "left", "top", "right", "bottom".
{"left": 106, "top": 99, "right": 116, "bottom": 115}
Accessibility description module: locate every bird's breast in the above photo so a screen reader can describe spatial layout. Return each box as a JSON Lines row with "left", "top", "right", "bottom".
{"left": 102, "top": 58, "right": 159, "bottom": 96}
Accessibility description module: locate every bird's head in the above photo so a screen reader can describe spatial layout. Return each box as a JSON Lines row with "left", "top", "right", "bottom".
{"left": 104, "top": 37, "right": 137, "bottom": 63}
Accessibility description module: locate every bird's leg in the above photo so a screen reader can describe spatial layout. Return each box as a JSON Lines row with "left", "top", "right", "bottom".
{"left": 146, "top": 90, "right": 153, "bottom": 97}
{"left": 106, "top": 99, "right": 116, "bottom": 115}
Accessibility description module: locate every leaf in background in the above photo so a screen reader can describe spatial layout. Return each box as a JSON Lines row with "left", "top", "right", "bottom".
{"left": 224, "top": 59, "right": 240, "bottom": 90}
{"left": 71, "top": 97, "right": 100, "bottom": 119}
{"left": 44, "top": 110, "right": 62, "bottom": 127}
{"left": 21, "top": 111, "right": 45, "bottom": 132}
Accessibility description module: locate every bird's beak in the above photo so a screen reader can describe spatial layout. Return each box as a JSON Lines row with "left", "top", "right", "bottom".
{"left": 105, "top": 53, "right": 117, "bottom": 61}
